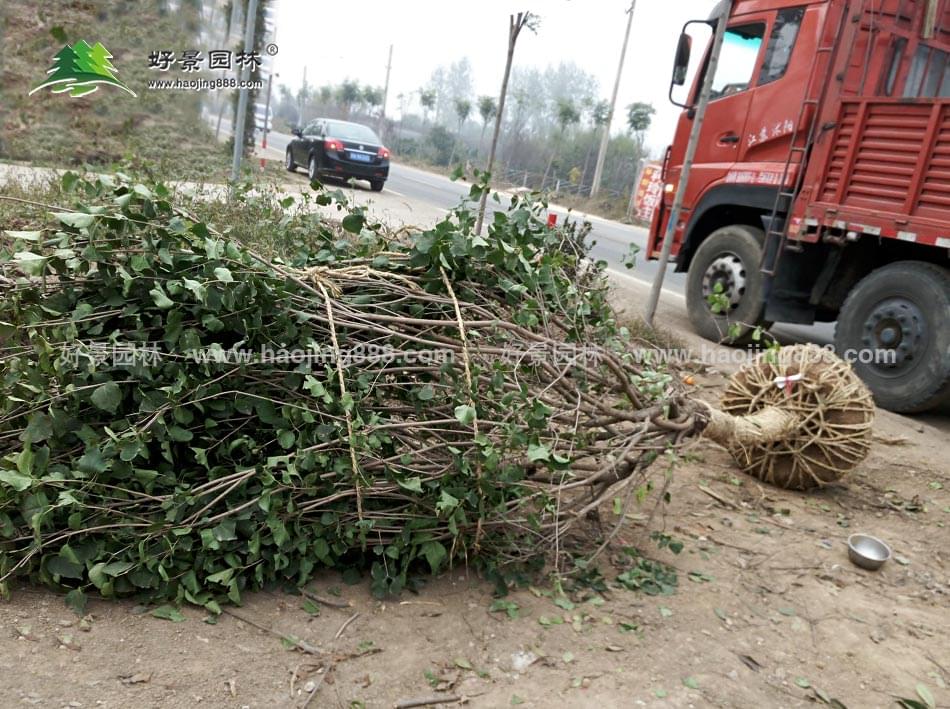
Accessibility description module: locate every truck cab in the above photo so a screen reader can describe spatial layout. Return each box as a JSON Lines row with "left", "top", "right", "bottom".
{"left": 649, "top": 0, "right": 950, "bottom": 413}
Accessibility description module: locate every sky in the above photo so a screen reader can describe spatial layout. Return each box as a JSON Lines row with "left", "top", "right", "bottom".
{"left": 269, "top": 0, "right": 719, "bottom": 156}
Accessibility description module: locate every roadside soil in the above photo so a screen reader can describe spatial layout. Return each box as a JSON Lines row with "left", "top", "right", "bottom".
{"left": 0, "top": 170, "right": 947, "bottom": 709}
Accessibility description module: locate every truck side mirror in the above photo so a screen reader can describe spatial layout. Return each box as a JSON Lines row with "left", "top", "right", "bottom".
{"left": 291, "top": 126, "right": 303, "bottom": 138}
{"left": 672, "top": 33, "right": 692, "bottom": 86}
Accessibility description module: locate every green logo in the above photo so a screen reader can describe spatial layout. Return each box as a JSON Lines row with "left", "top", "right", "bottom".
{"left": 30, "top": 40, "right": 136, "bottom": 98}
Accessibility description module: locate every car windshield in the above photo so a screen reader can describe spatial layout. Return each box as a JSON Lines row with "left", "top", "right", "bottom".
{"left": 326, "top": 121, "right": 380, "bottom": 143}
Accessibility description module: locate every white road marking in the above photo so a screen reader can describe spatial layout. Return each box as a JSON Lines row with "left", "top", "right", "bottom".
{"left": 607, "top": 267, "right": 687, "bottom": 302}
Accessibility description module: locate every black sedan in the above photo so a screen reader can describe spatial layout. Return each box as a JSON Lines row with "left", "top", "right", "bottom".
{"left": 285, "top": 118, "right": 390, "bottom": 191}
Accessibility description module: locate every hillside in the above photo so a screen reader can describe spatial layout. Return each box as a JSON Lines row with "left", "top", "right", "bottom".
{"left": 0, "top": 0, "right": 231, "bottom": 179}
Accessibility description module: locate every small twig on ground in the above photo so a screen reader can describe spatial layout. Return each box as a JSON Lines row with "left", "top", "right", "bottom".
{"left": 394, "top": 696, "right": 462, "bottom": 709}
{"left": 301, "top": 588, "right": 352, "bottom": 609}
{"left": 334, "top": 612, "right": 359, "bottom": 640}
{"left": 872, "top": 433, "right": 909, "bottom": 446}
{"left": 698, "top": 484, "right": 742, "bottom": 510}
{"left": 289, "top": 664, "right": 299, "bottom": 699}
{"left": 300, "top": 666, "right": 328, "bottom": 709}
{"left": 222, "top": 608, "right": 323, "bottom": 655}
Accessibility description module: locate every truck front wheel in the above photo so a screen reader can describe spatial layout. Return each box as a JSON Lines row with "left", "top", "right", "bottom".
{"left": 834, "top": 261, "right": 950, "bottom": 413}
{"left": 685, "top": 224, "right": 770, "bottom": 345}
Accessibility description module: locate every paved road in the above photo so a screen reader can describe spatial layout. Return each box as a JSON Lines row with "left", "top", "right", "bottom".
{"left": 247, "top": 124, "right": 833, "bottom": 345}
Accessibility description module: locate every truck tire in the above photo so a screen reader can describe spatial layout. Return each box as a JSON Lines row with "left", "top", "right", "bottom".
{"left": 285, "top": 147, "right": 296, "bottom": 172}
{"left": 834, "top": 261, "right": 950, "bottom": 413}
{"left": 685, "top": 224, "right": 770, "bottom": 346}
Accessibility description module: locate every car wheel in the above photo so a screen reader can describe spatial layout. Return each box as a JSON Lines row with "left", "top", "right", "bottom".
{"left": 369, "top": 179, "right": 385, "bottom": 192}
{"left": 308, "top": 155, "right": 319, "bottom": 182}
{"left": 834, "top": 260, "right": 950, "bottom": 413}
{"left": 685, "top": 224, "right": 771, "bottom": 346}
{"left": 285, "top": 148, "right": 296, "bottom": 172}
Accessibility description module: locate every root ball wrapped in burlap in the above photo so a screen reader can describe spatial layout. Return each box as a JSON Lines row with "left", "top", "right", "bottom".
{"left": 709, "top": 344, "right": 875, "bottom": 489}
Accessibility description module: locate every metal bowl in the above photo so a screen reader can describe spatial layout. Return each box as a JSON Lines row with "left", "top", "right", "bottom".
{"left": 847, "top": 534, "right": 892, "bottom": 570}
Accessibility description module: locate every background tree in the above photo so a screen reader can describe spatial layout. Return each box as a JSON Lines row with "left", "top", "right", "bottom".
{"left": 626, "top": 101, "right": 656, "bottom": 153}
{"left": 542, "top": 98, "right": 580, "bottom": 188}
{"left": 336, "top": 80, "right": 361, "bottom": 118}
{"left": 448, "top": 97, "right": 472, "bottom": 165}
{"left": 477, "top": 95, "right": 498, "bottom": 158}
{"left": 361, "top": 85, "right": 384, "bottom": 118}
{"left": 419, "top": 89, "right": 437, "bottom": 128}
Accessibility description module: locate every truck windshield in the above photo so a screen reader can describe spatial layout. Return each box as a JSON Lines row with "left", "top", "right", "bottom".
{"left": 710, "top": 24, "right": 765, "bottom": 100}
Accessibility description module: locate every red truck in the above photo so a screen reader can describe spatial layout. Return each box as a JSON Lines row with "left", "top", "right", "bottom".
{"left": 649, "top": 0, "right": 950, "bottom": 413}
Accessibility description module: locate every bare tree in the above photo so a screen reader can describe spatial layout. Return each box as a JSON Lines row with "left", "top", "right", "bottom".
{"left": 476, "top": 11, "right": 538, "bottom": 235}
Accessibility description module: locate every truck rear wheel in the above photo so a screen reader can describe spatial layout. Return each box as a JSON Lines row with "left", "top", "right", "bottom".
{"left": 834, "top": 261, "right": 950, "bottom": 413}
{"left": 685, "top": 224, "right": 770, "bottom": 346}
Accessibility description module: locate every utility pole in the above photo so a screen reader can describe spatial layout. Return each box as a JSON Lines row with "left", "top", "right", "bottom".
{"left": 645, "top": 0, "right": 732, "bottom": 326}
{"left": 590, "top": 0, "right": 636, "bottom": 198}
{"left": 230, "top": 0, "right": 259, "bottom": 184}
{"left": 379, "top": 44, "right": 393, "bottom": 137}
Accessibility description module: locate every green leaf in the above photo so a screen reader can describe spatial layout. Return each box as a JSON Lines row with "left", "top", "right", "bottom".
{"left": 683, "top": 676, "right": 699, "bottom": 689}
{"left": 398, "top": 476, "right": 424, "bottom": 494}
{"left": 55, "top": 212, "right": 95, "bottom": 229}
{"left": 454, "top": 657, "right": 473, "bottom": 670}
{"left": 301, "top": 598, "right": 321, "bottom": 616}
{"left": 47, "top": 555, "right": 84, "bottom": 579}
{"left": 50, "top": 26, "right": 67, "bottom": 42}
{"left": 420, "top": 540, "right": 446, "bottom": 573}
{"left": 341, "top": 214, "right": 365, "bottom": 234}
{"left": 101, "top": 561, "right": 134, "bottom": 577}
{"left": 77, "top": 448, "right": 109, "bottom": 474}
{"left": 12, "top": 251, "right": 47, "bottom": 276}
{"left": 417, "top": 384, "right": 435, "bottom": 401}
{"left": 64, "top": 588, "right": 87, "bottom": 616}
{"left": 213, "top": 267, "right": 234, "bottom": 282}
{"left": 527, "top": 443, "right": 550, "bottom": 462}
{"left": 22, "top": 412, "right": 53, "bottom": 443}
{"left": 150, "top": 286, "right": 174, "bottom": 309}
{"left": 90, "top": 381, "right": 122, "bottom": 414}
{"left": 795, "top": 677, "right": 811, "bottom": 689}
{"left": 167, "top": 426, "right": 193, "bottom": 442}
{"left": 454, "top": 404, "right": 476, "bottom": 426}
{"left": 152, "top": 605, "right": 186, "bottom": 622}
{"left": 4, "top": 230, "right": 43, "bottom": 242}
{"left": 278, "top": 430, "right": 296, "bottom": 449}
{"left": 0, "top": 469, "right": 33, "bottom": 492}
{"left": 916, "top": 683, "right": 936, "bottom": 709}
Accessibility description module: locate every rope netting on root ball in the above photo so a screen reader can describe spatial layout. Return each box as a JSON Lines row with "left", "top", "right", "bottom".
{"left": 697, "top": 344, "right": 876, "bottom": 490}
{"left": 0, "top": 174, "right": 703, "bottom": 607}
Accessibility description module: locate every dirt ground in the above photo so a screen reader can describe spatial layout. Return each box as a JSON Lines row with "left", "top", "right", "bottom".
{"left": 1, "top": 356, "right": 947, "bottom": 709}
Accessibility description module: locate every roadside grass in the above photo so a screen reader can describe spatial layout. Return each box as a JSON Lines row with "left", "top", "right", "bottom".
{"left": 622, "top": 314, "right": 688, "bottom": 354}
